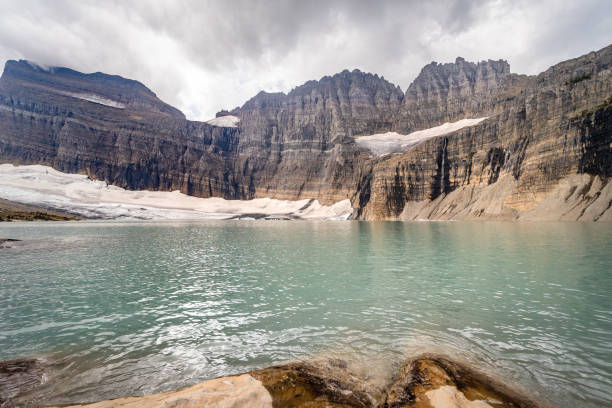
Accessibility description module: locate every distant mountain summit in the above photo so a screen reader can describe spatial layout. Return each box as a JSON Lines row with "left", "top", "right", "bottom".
{"left": 0, "top": 45, "right": 611, "bottom": 220}
{"left": 395, "top": 58, "right": 511, "bottom": 132}
{"left": 1, "top": 60, "right": 184, "bottom": 118}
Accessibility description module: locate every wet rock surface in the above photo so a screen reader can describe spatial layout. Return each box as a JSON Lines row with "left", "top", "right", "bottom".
{"left": 0, "top": 356, "right": 538, "bottom": 408}
{"left": 0, "top": 358, "right": 45, "bottom": 408}
{"left": 384, "top": 357, "right": 536, "bottom": 408}
{"left": 251, "top": 359, "right": 384, "bottom": 408}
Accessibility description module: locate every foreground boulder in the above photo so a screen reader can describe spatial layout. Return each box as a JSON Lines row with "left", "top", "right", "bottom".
{"left": 21, "top": 356, "right": 538, "bottom": 408}
{"left": 384, "top": 357, "right": 537, "bottom": 408}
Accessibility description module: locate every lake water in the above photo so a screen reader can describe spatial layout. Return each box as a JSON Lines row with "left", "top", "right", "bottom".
{"left": 0, "top": 220, "right": 610, "bottom": 407}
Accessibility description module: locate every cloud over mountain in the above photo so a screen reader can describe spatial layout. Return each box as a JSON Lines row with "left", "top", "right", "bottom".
{"left": 0, "top": 0, "right": 610, "bottom": 120}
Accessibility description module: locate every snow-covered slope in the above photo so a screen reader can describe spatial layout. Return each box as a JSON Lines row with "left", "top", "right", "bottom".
{"left": 356, "top": 117, "right": 488, "bottom": 156}
{"left": 206, "top": 115, "right": 240, "bottom": 127}
{"left": 0, "top": 164, "right": 352, "bottom": 220}
{"left": 64, "top": 92, "right": 126, "bottom": 108}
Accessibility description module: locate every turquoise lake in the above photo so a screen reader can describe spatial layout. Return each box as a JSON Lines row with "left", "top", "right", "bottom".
{"left": 0, "top": 220, "right": 610, "bottom": 407}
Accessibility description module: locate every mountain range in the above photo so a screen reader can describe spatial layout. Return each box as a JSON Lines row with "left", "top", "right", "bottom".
{"left": 0, "top": 45, "right": 610, "bottom": 220}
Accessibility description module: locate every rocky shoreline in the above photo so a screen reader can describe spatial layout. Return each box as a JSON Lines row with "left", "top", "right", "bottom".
{"left": 0, "top": 199, "right": 80, "bottom": 222}
{"left": 1, "top": 355, "right": 538, "bottom": 408}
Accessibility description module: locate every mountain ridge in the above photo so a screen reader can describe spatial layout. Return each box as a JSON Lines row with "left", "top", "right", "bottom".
{"left": 0, "top": 44, "right": 610, "bottom": 220}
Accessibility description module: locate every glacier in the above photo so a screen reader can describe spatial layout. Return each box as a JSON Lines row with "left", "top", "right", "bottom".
{"left": 0, "top": 164, "right": 352, "bottom": 220}
{"left": 355, "top": 117, "right": 488, "bottom": 156}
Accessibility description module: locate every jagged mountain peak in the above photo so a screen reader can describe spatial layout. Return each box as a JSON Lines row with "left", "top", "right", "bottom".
{"left": 237, "top": 68, "right": 404, "bottom": 121}
{"left": 417, "top": 57, "right": 510, "bottom": 78}
{"left": 286, "top": 68, "right": 403, "bottom": 103}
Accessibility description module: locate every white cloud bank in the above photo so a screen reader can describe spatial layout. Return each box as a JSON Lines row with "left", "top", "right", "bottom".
{"left": 0, "top": 1, "right": 609, "bottom": 120}
{"left": 356, "top": 117, "right": 488, "bottom": 156}
{"left": 0, "top": 164, "right": 352, "bottom": 220}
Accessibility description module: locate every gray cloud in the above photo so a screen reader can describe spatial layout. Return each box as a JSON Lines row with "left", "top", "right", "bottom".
{"left": 0, "top": 0, "right": 610, "bottom": 120}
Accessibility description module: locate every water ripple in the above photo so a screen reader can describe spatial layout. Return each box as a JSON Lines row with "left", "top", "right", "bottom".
{"left": 0, "top": 220, "right": 610, "bottom": 407}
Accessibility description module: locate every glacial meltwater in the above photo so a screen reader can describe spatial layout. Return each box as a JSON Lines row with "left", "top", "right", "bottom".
{"left": 0, "top": 221, "right": 610, "bottom": 407}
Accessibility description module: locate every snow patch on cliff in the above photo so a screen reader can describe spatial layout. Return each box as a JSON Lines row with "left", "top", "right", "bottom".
{"left": 206, "top": 115, "right": 240, "bottom": 127}
{"left": 64, "top": 92, "right": 126, "bottom": 108}
{"left": 0, "top": 164, "right": 352, "bottom": 220}
{"left": 356, "top": 117, "right": 488, "bottom": 156}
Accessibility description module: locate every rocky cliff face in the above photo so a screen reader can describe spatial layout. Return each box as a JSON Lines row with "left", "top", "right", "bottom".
{"left": 393, "top": 57, "right": 514, "bottom": 132}
{"left": 229, "top": 69, "right": 403, "bottom": 203}
{"left": 0, "top": 63, "right": 401, "bottom": 205}
{"left": 0, "top": 60, "right": 246, "bottom": 199}
{"left": 356, "top": 45, "right": 612, "bottom": 220}
{"left": 0, "top": 45, "right": 611, "bottom": 221}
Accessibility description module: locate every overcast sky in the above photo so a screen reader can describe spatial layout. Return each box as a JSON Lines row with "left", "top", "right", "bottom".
{"left": 0, "top": 0, "right": 610, "bottom": 120}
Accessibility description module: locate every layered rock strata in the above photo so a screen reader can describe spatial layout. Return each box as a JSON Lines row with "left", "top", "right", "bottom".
{"left": 0, "top": 61, "right": 243, "bottom": 199}
{"left": 0, "top": 45, "right": 611, "bottom": 220}
{"left": 355, "top": 47, "right": 612, "bottom": 220}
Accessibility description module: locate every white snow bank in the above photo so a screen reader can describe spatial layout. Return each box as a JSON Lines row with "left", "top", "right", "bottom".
{"left": 206, "top": 115, "right": 240, "bottom": 128}
{"left": 0, "top": 164, "right": 352, "bottom": 221}
{"left": 63, "top": 92, "right": 126, "bottom": 109}
{"left": 356, "top": 117, "right": 488, "bottom": 156}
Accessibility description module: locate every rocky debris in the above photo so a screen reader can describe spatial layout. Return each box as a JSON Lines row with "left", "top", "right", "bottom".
{"left": 24, "top": 356, "right": 537, "bottom": 408}
{"left": 0, "top": 198, "right": 80, "bottom": 221}
{"left": 0, "top": 358, "right": 45, "bottom": 408}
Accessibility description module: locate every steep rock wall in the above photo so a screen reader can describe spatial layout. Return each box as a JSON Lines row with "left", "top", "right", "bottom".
{"left": 355, "top": 45, "right": 612, "bottom": 220}
{"left": 230, "top": 69, "right": 403, "bottom": 203}
{"left": 0, "top": 61, "right": 245, "bottom": 199}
